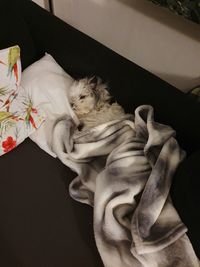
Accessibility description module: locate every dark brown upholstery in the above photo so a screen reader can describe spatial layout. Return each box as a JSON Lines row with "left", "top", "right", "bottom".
{"left": 0, "top": 1, "right": 199, "bottom": 265}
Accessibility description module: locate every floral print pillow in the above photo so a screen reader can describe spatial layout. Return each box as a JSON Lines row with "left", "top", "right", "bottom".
{"left": 0, "top": 45, "right": 45, "bottom": 155}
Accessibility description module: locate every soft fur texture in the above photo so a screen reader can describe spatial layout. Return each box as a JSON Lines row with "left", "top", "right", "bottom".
{"left": 68, "top": 77, "right": 127, "bottom": 129}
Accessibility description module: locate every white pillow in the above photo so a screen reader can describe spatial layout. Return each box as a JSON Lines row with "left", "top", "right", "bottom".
{"left": 21, "top": 53, "right": 78, "bottom": 157}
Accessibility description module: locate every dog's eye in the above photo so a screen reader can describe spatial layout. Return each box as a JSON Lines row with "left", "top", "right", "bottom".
{"left": 80, "top": 95, "right": 86, "bottom": 100}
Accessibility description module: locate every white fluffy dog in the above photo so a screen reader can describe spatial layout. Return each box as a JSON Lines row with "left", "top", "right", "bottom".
{"left": 68, "top": 77, "right": 127, "bottom": 130}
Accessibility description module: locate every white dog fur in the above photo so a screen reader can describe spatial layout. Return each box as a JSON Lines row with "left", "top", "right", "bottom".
{"left": 68, "top": 77, "right": 127, "bottom": 130}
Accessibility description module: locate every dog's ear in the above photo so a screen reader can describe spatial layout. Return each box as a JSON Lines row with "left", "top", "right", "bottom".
{"left": 88, "top": 76, "right": 101, "bottom": 92}
{"left": 89, "top": 76, "right": 98, "bottom": 85}
{"left": 95, "top": 82, "right": 111, "bottom": 110}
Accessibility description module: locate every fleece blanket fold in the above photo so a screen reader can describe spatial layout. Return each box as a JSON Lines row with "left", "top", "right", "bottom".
{"left": 52, "top": 105, "right": 199, "bottom": 267}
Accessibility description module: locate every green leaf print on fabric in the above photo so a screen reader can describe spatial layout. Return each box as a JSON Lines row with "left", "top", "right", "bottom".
{"left": 0, "top": 86, "right": 9, "bottom": 96}
{"left": 0, "top": 45, "right": 45, "bottom": 155}
{"left": 0, "top": 111, "right": 19, "bottom": 139}
{"left": 7, "top": 46, "right": 20, "bottom": 83}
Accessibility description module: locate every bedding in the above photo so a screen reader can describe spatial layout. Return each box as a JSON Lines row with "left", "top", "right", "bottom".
{"left": 52, "top": 105, "right": 199, "bottom": 267}
{"left": 19, "top": 53, "right": 199, "bottom": 265}
{"left": 0, "top": 46, "right": 44, "bottom": 156}
{"left": 21, "top": 53, "right": 77, "bottom": 157}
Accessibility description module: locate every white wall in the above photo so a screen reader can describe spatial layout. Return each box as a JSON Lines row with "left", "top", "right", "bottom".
{"left": 53, "top": 0, "right": 200, "bottom": 92}
{"left": 33, "top": 0, "right": 50, "bottom": 10}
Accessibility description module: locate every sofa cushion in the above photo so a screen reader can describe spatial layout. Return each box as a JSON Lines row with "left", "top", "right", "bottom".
{"left": 171, "top": 150, "right": 200, "bottom": 257}
{"left": 0, "top": 138, "right": 103, "bottom": 267}
{"left": 0, "top": 1, "right": 199, "bottom": 266}
{"left": 0, "top": 0, "right": 37, "bottom": 69}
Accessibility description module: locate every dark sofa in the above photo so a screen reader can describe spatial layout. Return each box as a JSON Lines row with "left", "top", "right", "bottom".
{"left": 0, "top": 0, "right": 199, "bottom": 266}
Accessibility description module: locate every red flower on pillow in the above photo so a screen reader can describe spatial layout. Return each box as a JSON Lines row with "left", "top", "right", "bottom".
{"left": 2, "top": 136, "right": 17, "bottom": 153}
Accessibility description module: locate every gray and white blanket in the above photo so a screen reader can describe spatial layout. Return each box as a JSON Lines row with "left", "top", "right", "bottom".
{"left": 52, "top": 105, "right": 199, "bottom": 267}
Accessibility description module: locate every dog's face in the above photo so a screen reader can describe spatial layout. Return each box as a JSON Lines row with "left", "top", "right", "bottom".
{"left": 69, "top": 77, "right": 111, "bottom": 117}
